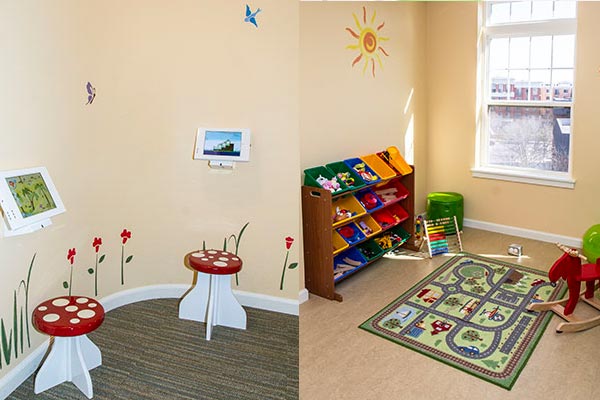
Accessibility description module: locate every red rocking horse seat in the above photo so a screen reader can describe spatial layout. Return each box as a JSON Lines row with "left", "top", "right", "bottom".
{"left": 549, "top": 250, "right": 600, "bottom": 315}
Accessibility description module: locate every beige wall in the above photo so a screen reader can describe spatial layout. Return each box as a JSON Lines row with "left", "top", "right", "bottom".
{"left": 0, "top": 0, "right": 300, "bottom": 379}
{"left": 425, "top": 1, "right": 600, "bottom": 238}
{"left": 300, "top": 1, "right": 428, "bottom": 208}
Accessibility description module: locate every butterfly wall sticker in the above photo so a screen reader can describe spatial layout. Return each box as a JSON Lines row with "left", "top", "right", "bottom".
{"left": 244, "top": 4, "right": 261, "bottom": 28}
{"left": 85, "top": 81, "right": 96, "bottom": 105}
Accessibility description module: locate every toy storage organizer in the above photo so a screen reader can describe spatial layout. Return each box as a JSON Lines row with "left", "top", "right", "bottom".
{"left": 302, "top": 153, "right": 416, "bottom": 302}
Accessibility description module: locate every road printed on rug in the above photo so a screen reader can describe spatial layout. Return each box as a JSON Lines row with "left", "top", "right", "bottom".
{"left": 360, "top": 253, "right": 566, "bottom": 390}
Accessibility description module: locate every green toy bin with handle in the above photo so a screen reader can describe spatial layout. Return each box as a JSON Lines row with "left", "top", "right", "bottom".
{"left": 426, "top": 192, "right": 464, "bottom": 231}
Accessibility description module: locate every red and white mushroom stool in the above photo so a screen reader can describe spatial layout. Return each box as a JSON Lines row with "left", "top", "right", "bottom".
{"left": 32, "top": 296, "right": 105, "bottom": 399}
{"left": 178, "top": 250, "right": 247, "bottom": 340}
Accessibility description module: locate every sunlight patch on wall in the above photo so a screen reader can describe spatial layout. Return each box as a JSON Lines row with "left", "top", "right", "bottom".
{"left": 404, "top": 114, "right": 415, "bottom": 165}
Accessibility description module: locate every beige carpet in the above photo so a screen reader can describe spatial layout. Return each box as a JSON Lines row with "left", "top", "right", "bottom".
{"left": 300, "top": 228, "right": 600, "bottom": 399}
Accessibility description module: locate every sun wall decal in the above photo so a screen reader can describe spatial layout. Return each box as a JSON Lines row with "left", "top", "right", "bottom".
{"left": 345, "top": 6, "right": 389, "bottom": 78}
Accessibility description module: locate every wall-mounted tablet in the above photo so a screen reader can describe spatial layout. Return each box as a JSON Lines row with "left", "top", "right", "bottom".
{"left": 0, "top": 166, "right": 66, "bottom": 234}
{"left": 194, "top": 128, "right": 251, "bottom": 164}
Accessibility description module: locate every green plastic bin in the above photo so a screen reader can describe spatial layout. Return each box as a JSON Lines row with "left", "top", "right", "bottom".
{"left": 325, "top": 161, "right": 366, "bottom": 191}
{"left": 426, "top": 192, "right": 464, "bottom": 230}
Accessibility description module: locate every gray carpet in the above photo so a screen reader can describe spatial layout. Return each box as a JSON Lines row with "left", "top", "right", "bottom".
{"left": 9, "top": 299, "right": 298, "bottom": 400}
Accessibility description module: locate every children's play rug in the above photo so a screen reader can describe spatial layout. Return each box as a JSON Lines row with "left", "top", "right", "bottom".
{"left": 359, "top": 253, "right": 566, "bottom": 390}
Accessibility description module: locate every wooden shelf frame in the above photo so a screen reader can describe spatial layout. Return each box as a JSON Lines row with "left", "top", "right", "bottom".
{"left": 301, "top": 168, "right": 416, "bottom": 301}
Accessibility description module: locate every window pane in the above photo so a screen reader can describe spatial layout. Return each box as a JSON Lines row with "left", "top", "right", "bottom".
{"left": 554, "top": 1, "right": 576, "bottom": 18}
{"left": 489, "top": 2, "right": 510, "bottom": 24}
{"left": 530, "top": 70, "right": 551, "bottom": 101}
{"left": 509, "top": 69, "right": 528, "bottom": 100}
{"left": 487, "top": 1, "right": 576, "bottom": 25}
{"left": 490, "top": 70, "right": 509, "bottom": 100}
{"left": 531, "top": 1, "right": 553, "bottom": 20}
{"left": 509, "top": 37, "right": 530, "bottom": 69}
{"left": 487, "top": 106, "right": 570, "bottom": 172}
{"left": 510, "top": 2, "right": 531, "bottom": 22}
{"left": 552, "top": 69, "right": 573, "bottom": 101}
{"left": 489, "top": 38, "right": 509, "bottom": 69}
{"left": 530, "top": 36, "right": 552, "bottom": 69}
{"left": 552, "top": 35, "right": 575, "bottom": 68}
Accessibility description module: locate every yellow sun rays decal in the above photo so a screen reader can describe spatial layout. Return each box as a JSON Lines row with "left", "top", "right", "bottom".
{"left": 345, "top": 6, "right": 389, "bottom": 78}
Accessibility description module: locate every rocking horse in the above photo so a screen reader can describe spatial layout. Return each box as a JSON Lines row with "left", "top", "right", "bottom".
{"left": 527, "top": 243, "right": 600, "bottom": 333}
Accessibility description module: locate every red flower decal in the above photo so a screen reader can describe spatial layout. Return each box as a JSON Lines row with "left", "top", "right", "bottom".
{"left": 120, "top": 229, "right": 132, "bottom": 244}
{"left": 92, "top": 237, "right": 102, "bottom": 253}
{"left": 67, "top": 248, "right": 76, "bottom": 265}
{"left": 285, "top": 236, "right": 294, "bottom": 250}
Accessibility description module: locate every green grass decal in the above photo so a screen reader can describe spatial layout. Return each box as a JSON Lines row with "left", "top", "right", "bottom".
{"left": 226, "top": 222, "right": 250, "bottom": 286}
{"left": 0, "top": 254, "right": 36, "bottom": 370}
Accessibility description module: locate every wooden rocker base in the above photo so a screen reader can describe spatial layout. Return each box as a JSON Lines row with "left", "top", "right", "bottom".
{"left": 527, "top": 287, "right": 600, "bottom": 333}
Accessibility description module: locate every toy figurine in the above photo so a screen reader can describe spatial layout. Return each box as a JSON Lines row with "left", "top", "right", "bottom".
{"left": 353, "top": 163, "right": 378, "bottom": 182}
{"left": 333, "top": 207, "right": 352, "bottom": 222}
{"left": 316, "top": 175, "right": 342, "bottom": 193}
{"left": 336, "top": 172, "right": 355, "bottom": 187}
{"left": 358, "top": 220, "right": 373, "bottom": 235}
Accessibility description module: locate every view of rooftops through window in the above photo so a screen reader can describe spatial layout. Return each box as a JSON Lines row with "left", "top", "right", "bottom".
{"left": 484, "top": 1, "right": 575, "bottom": 173}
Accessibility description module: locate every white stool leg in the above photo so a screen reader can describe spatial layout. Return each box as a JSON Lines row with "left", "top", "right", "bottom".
{"left": 179, "top": 271, "right": 210, "bottom": 322}
{"left": 214, "top": 275, "right": 247, "bottom": 330}
{"left": 35, "top": 335, "right": 101, "bottom": 399}
{"left": 70, "top": 336, "right": 95, "bottom": 398}
{"left": 205, "top": 275, "right": 218, "bottom": 340}
{"left": 79, "top": 335, "right": 102, "bottom": 371}
{"left": 35, "top": 338, "right": 68, "bottom": 394}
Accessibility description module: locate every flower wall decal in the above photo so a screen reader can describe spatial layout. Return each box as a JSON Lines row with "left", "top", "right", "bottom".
{"left": 280, "top": 236, "right": 298, "bottom": 290}
{"left": 63, "top": 248, "right": 77, "bottom": 296}
{"left": 87, "top": 236, "right": 106, "bottom": 296}
{"left": 120, "top": 229, "right": 134, "bottom": 285}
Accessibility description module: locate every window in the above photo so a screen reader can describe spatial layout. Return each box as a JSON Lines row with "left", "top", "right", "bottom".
{"left": 474, "top": 1, "right": 577, "bottom": 188}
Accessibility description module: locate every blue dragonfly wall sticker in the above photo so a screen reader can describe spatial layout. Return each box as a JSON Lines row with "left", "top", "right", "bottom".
{"left": 85, "top": 81, "right": 96, "bottom": 105}
{"left": 244, "top": 4, "right": 261, "bottom": 28}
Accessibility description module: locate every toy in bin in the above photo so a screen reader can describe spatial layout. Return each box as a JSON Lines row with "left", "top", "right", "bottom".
{"left": 353, "top": 163, "right": 378, "bottom": 182}
{"left": 336, "top": 172, "right": 356, "bottom": 187}
{"left": 359, "top": 247, "right": 375, "bottom": 259}
{"left": 358, "top": 220, "right": 373, "bottom": 235}
{"left": 375, "top": 232, "right": 402, "bottom": 250}
{"left": 381, "top": 146, "right": 413, "bottom": 175}
{"left": 359, "top": 192, "right": 380, "bottom": 210}
{"left": 373, "top": 211, "right": 399, "bottom": 229}
{"left": 337, "top": 224, "right": 365, "bottom": 245}
{"left": 334, "top": 256, "right": 362, "bottom": 279}
{"left": 333, "top": 207, "right": 353, "bottom": 223}
{"left": 316, "top": 175, "right": 342, "bottom": 193}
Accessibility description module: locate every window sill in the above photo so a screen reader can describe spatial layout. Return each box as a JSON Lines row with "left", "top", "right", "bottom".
{"left": 471, "top": 167, "right": 575, "bottom": 189}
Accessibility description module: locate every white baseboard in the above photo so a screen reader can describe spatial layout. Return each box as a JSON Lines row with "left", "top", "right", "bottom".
{"left": 0, "top": 284, "right": 299, "bottom": 400}
{"left": 463, "top": 218, "right": 582, "bottom": 248}
{"left": 299, "top": 288, "right": 309, "bottom": 304}
{"left": 101, "top": 284, "right": 300, "bottom": 316}
{"left": 100, "top": 284, "right": 188, "bottom": 312}
{"left": 0, "top": 344, "right": 47, "bottom": 400}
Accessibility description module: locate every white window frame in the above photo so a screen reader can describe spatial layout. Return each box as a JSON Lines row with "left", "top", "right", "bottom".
{"left": 472, "top": 1, "right": 577, "bottom": 189}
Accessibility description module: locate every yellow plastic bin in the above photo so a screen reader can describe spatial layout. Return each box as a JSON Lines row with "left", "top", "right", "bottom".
{"left": 333, "top": 231, "right": 349, "bottom": 255}
{"left": 332, "top": 195, "right": 367, "bottom": 228}
{"left": 355, "top": 214, "right": 382, "bottom": 238}
{"left": 361, "top": 154, "right": 398, "bottom": 180}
